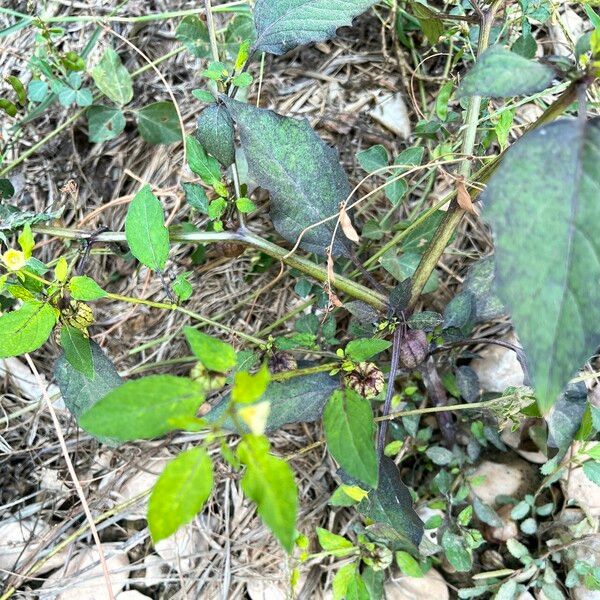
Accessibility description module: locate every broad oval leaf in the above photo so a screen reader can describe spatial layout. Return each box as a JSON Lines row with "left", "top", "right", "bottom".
{"left": 196, "top": 104, "right": 235, "bottom": 167}
{"left": 323, "top": 389, "right": 378, "bottom": 488}
{"left": 205, "top": 371, "right": 339, "bottom": 431}
{"left": 125, "top": 185, "right": 170, "bottom": 272}
{"left": 457, "top": 46, "right": 555, "bottom": 99}
{"left": 184, "top": 327, "right": 237, "bottom": 373}
{"left": 186, "top": 135, "right": 221, "bottom": 186}
{"left": 222, "top": 97, "right": 352, "bottom": 256}
{"left": 60, "top": 325, "right": 94, "bottom": 380}
{"left": 253, "top": 0, "right": 377, "bottom": 55}
{"left": 483, "top": 117, "right": 600, "bottom": 413}
{"left": 87, "top": 105, "right": 126, "bottom": 143}
{"left": 237, "top": 434, "right": 298, "bottom": 552}
{"left": 54, "top": 339, "right": 121, "bottom": 420}
{"left": 357, "top": 457, "right": 423, "bottom": 550}
{"left": 136, "top": 101, "right": 182, "bottom": 144}
{"left": 91, "top": 48, "right": 133, "bottom": 105}
{"left": 345, "top": 338, "right": 391, "bottom": 363}
{"left": 148, "top": 447, "right": 214, "bottom": 542}
{"left": 176, "top": 15, "right": 211, "bottom": 58}
{"left": 68, "top": 275, "right": 107, "bottom": 301}
{"left": 0, "top": 301, "right": 57, "bottom": 358}
{"left": 79, "top": 375, "right": 204, "bottom": 441}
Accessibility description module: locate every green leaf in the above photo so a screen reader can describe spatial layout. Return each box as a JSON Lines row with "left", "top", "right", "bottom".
{"left": 237, "top": 435, "right": 298, "bottom": 552}
{"left": 426, "top": 446, "right": 454, "bottom": 466}
{"left": 235, "top": 197, "right": 256, "bottom": 213}
{"left": 54, "top": 340, "right": 122, "bottom": 425}
{"left": 148, "top": 447, "right": 214, "bottom": 542}
{"left": 0, "top": 178, "right": 15, "bottom": 199}
{"left": 232, "top": 72, "right": 253, "bottom": 88}
{"left": 357, "top": 145, "right": 388, "bottom": 173}
{"left": 0, "top": 205, "right": 63, "bottom": 231}
{"left": 401, "top": 209, "right": 445, "bottom": 254}
{"left": 483, "top": 117, "right": 600, "bottom": 413}
{"left": 381, "top": 251, "right": 439, "bottom": 293}
{"left": 5, "top": 75, "right": 26, "bottom": 105}
{"left": 175, "top": 15, "right": 211, "bottom": 58}
{"left": 436, "top": 81, "right": 453, "bottom": 121}
{"left": 232, "top": 364, "right": 270, "bottom": 404}
{"left": 463, "top": 257, "right": 505, "bottom": 323}
{"left": 137, "top": 101, "right": 182, "bottom": 144}
{"left": 79, "top": 375, "right": 204, "bottom": 441}
{"left": 192, "top": 89, "right": 216, "bottom": 103}
{"left": 385, "top": 177, "right": 408, "bottom": 206}
{"left": 87, "top": 105, "right": 126, "bottom": 143}
{"left": 411, "top": 2, "right": 444, "bottom": 46}
{"left": 91, "top": 48, "right": 133, "bottom": 105}
{"left": 495, "top": 579, "right": 518, "bottom": 600}
{"left": 457, "top": 46, "right": 555, "bottom": 99}
{"left": 472, "top": 495, "right": 503, "bottom": 527}
{"left": 60, "top": 326, "right": 94, "bottom": 379}
{"left": 346, "top": 573, "right": 370, "bottom": 600}
{"left": 125, "top": 185, "right": 170, "bottom": 271}
{"left": 323, "top": 389, "right": 378, "bottom": 488}
{"left": 332, "top": 563, "right": 356, "bottom": 600}
{"left": 0, "top": 302, "right": 57, "bottom": 358}
{"left": 442, "top": 530, "right": 472, "bottom": 572}
{"left": 361, "top": 567, "right": 384, "bottom": 600}
{"left": 208, "top": 198, "right": 227, "bottom": 220}
{"left": 235, "top": 40, "right": 252, "bottom": 70}
{"left": 357, "top": 457, "right": 423, "bottom": 551}
{"left": 407, "top": 311, "right": 443, "bottom": 330}
{"left": 186, "top": 135, "right": 221, "bottom": 186}
{"left": 172, "top": 272, "right": 193, "bottom": 302}
{"left": 253, "top": 0, "right": 377, "bottom": 55}
{"left": 184, "top": 326, "right": 236, "bottom": 373}
{"left": 182, "top": 183, "right": 209, "bottom": 213}
{"left": 196, "top": 104, "right": 236, "bottom": 167}
{"left": 396, "top": 551, "right": 423, "bottom": 577}
{"left": 74, "top": 88, "right": 93, "bottom": 107}
{"left": 345, "top": 338, "right": 391, "bottom": 362}
{"left": 512, "top": 33, "right": 537, "bottom": 58}
{"left": 506, "top": 538, "right": 530, "bottom": 561}
{"left": 206, "top": 372, "right": 339, "bottom": 431}
{"left": 69, "top": 275, "right": 107, "bottom": 301}
{"left": 316, "top": 528, "right": 355, "bottom": 556}
{"left": 0, "top": 98, "right": 18, "bottom": 117}
{"left": 27, "top": 80, "right": 48, "bottom": 103}
{"left": 547, "top": 383, "right": 588, "bottom": 450}
{"left": 222, "top": 97, "right": 352, "bottom": 257}
{"left": 583, "top": 461, "right": 600, "bottom": 486}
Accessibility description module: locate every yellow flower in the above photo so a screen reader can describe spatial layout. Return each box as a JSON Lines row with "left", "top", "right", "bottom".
{"left": 2, "top": 249, "right": 26, "bottom": 272}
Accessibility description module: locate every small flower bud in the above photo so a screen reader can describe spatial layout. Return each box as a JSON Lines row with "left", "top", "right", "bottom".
{"left": 344, "top": 362, "right": 385, "bottom": 398}
{"left": 399, "top": 329, "right": 428, "bottom": 369}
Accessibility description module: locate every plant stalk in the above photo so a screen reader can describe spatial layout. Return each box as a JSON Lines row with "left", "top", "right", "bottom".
{"left": 406, "top": 1, "right": 502, "bottom": 310}
{"left": 34, "top": 225, "right": 388, "bottom": 310}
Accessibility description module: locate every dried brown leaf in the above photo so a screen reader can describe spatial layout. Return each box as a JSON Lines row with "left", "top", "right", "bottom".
{"left": 339, "top": 205, "right": 360, "bottom": 243}
{"left": 456, "top": 177, "right": 479, "bottom": 215}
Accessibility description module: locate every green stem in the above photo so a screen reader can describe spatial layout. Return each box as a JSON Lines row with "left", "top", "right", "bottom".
{"left": 241, "top": 231, "right": 387, "bottom": 311}
{"left": 34, "top": 225, "right": 387, "bottom": 310}
{"left": 271, "top": 362, "right": 338, "bottom": 382}
{"left": 406, "top": 1, "right": 504, "bottom": 310}
{"left": 375, "top": 396, "right": 505, "bottom": 422}
{"left": 105, "top": 292, "right": 266, "bottom": 345}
